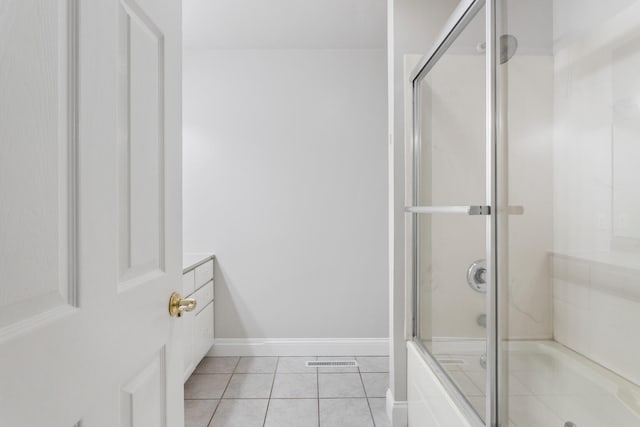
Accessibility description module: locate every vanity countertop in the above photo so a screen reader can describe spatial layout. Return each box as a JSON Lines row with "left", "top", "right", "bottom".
{"left": 183, "top": 252, "right": 215, "bottom": 273}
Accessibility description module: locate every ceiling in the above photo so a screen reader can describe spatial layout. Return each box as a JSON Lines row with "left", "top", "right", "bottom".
{"left": 183, "top": 0, "right": 387, "bottom": 50}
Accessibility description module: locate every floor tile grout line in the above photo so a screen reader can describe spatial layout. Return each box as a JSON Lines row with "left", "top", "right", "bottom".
{"left": 206, "top": 371, "right": 235, "bottom": 427}
{"left": 205, "top": 357, "right": 240, "bottom": 426}
{"left": 318, "top": 397, "right": 369, "bottom": 399}
{"left": 192, "top": 372, "right": 236, "bottom": 375}
{"left": 231, "top": 356, "right": 241, "bottom": 374}
{"left": 205, "top": 396, "right": 327, "bottom": 400}
{"left": 206, "top": 399, "right": 221, "bottom": 427}
{"left": 358, "top": 367, "right": 377, "bottom": 427}
{"left": 262, "top": 357, "right": 279, "bottom": 427}
{"left": 193, "top": 355, "right": 241, "bottom": 375}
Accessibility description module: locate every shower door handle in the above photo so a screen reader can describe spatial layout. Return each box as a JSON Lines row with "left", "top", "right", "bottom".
{"left": 405, "top": 205, "right": 490, "bottom": 215}
{"left": 404, "top": 205, "right": 523, "bottom": 215}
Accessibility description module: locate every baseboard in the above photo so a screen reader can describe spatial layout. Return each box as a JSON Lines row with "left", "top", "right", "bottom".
{"left": 207, "top": 338, "right": 390, "bottom": 357}
{"left": 386, "top": 389, "right": 408, "bottom": 427}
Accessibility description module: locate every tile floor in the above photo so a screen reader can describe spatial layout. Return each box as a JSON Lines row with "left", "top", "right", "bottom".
{"left": 184, "top": 356, "right": 391, "bottom": 427}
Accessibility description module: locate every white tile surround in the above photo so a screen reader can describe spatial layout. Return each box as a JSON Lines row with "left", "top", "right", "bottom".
{"left": 550, "top": 0, "right": 640, "bottom": 389}
{"left": 552, "top": 254, "right": 640, "bottom": 386}
{"left": 410, "top": 340, "right": 640, "bottom": 427}
{"left": 506, "top": 341, "right": 640, "bottom": 427}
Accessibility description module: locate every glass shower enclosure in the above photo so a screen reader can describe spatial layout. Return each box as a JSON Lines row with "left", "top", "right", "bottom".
{"left": 408, "top": 0, "right": 640, "bottom": 426}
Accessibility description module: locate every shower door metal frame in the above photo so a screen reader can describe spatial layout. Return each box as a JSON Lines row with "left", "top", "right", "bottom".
{"left": 408, "top": 0, "right": 503, "bottom": 426}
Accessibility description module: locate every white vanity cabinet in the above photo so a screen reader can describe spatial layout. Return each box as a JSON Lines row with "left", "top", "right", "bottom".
{"left": 181, "top": 254, "right": 215, "bottom": 382}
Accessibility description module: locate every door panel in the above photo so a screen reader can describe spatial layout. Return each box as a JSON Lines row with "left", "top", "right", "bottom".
{"left": 120, "top": 349, "right": 167, "bottom": 427}
{"left": 0, "top": 0, "right": 183, "bottom": 425}
{"left": 414, "top": 40, "right": 487, "bottom": 344}
{"left": 0, "top": 0, "right": 78, "bottom": 334}
{"left": 117, "top": 0, "right": 166, "bottom": 287}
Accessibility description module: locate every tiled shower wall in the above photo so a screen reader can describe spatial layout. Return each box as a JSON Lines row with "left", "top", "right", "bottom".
{"left": 551, "top": 2, "right": 640, "bottom": 387}
{"left": 552, "top": 255, "right": 640, "bottom": 386}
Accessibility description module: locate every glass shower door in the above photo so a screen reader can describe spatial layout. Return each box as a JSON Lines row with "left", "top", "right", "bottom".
{"left": 409, "top": 1, "right": 491, "bottom": 424}
{"left": 411, "top": 1, "right": 640, "bottom": 425}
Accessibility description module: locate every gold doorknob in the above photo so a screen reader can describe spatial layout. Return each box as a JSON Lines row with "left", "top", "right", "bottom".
{"left": 169, "top": 292, "right": 197, "bottom": 317}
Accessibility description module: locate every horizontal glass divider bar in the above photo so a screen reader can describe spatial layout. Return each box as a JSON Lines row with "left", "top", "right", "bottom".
{"left": 405, "top": 205, "right": 490, "bottom": 215}
{"left": 404, "top": 205, "right": 524, "bottom": 215}
{"left": 506, "top": 206, "right": 524, "bottom": 215}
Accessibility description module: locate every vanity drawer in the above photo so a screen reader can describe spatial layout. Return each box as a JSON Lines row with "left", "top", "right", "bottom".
{"left": 195, "top": 260, "right": 214, "bottom": 287}
{"left": 192, "top": 281, "right": 214, "bottom": 314}
{"left": 194, "top": 302, "right": 214, "bottom": 362}
{"left": 182, "top": 270, "right": 195, "bottom": 295}
{"left": 181, "top": 310, "right": 195, "bottom": 381}
{"left": 182, "top": 255, "right": 215, "bottom": 383}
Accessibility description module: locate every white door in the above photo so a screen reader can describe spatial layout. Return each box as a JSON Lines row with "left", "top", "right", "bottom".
{"left": 0, "top": 0, "right": 183, "bottom": 426}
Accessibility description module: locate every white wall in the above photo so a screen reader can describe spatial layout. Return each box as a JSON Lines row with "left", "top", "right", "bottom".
{"left": 183, "top": 48, "right": 388, "bottom": 342}
{"left": 183, "top": 0, "right": 386, "bottom": 50}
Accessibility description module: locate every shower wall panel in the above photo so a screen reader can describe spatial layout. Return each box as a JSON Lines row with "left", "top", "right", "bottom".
{"left": 551, "top": 0, "right": 640, "bottom": 386}
{"left": 505, "top": 55, "right": 554, "bottom": 339}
